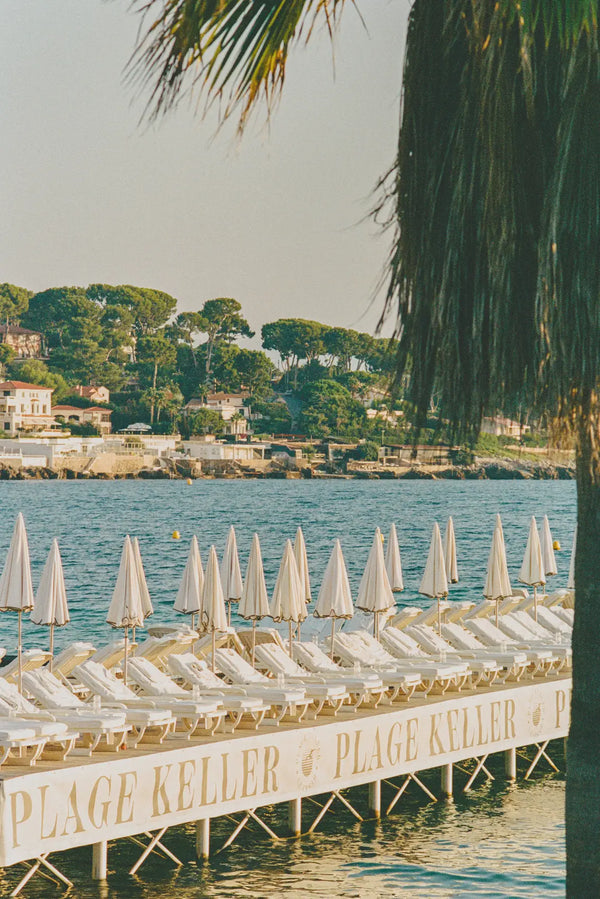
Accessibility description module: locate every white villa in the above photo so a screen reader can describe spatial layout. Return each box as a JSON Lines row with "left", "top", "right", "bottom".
{"left": 0, "top": 381, "right": 54, "bottom": 434}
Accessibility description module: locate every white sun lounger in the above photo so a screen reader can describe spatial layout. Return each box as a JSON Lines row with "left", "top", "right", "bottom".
{"left": 214, "top": 648, "right": 312, "bottom": 725}
{"left": 385, "top": 625, "right": 500, "bottom": 686}
{"left": 82, "top": 660, "right": 227, "bottom": 736}
{"left": 254, "top": 644, "right": 349, "bottom": 716}
{"left": 51, "top": 642, "right": 97, "bottom": 681}
{"left": 1, "top": 649, "right": 52, "bottom": 683}
{"left": 0, "top": 721, "right": 49, "bottom": 767}
{"left": 523, "top": 607, "right": 572, "bottom": 638}
{"left": 127, "top": 657, "right": 266, "bottom": 731}
{"left": 543, "top": 588, "right": 573, "bottom": 609}
{"left": 553, "top": 607, "right": 574, "bottom": 626}
{"left": 21, "top": 669, "right": 131, "bottom": 752}
{"left": 74, "top": 661, "right": 178, "bottom": 744}
{"left": 444, "top": 602, "right": 476, "bottom": 624}
{"left": 332, "top": 632, "right": 440, "bottom": 697}
{"left": 290, "top": 641, "right": 386, "bottom": 708}
{"left": 465, "top": 619, "right": 559, "bottom": 675}
{"left": 388, "top": 607, "right": 422, "bottom": 630}
{"left": 496, "top": 614, "right": 571, "bottom": 668}
{"left": 0, "top": 679, "right": 81, "bottom": 761}
{"left": 440, "top": 622, "right": 529, "bottom": 681}
{"left": 89, "top": 639, "right": 128, "bottom": 670}
{"left": 410, "top": 601, "right": 451, "bottom": 628}
{"left": 463, "top": 600, "right": 498, "bottom": 620}
{"left": 134, "top": 632, "right": 198, "bottom": 668}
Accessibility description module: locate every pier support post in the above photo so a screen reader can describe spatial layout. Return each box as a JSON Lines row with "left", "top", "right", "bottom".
{"left": 288, "top": 798, "right": 302, "bottom": 837}
{"left": 92, "top": 841, "right": 108, "bottom": 880}
{"left": 196, "top": 819, "right": 210, "bottom": 860}
{"left": 505, "top": 747, "right": 517, "bottom": 782}
{"left": 368, "top": 780, "right": 381, "bottom": 818}
{"left": 441, "top": 764, "right": 453, "bottom": 798}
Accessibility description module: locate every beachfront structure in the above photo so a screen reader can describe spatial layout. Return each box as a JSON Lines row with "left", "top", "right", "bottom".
{"left": 0, "top": 325, "right": 43, "bottom": 359}
{"left": 0, "top": 381, "right": 53, "bottom": 434}
{"left": 185, "top": 391, "right": 251, "bottom": 422}
{"left": 52, "top": 405, "right": 113, "bottom": 435}
{"left": 182, "top": 438, "right": 268, "bottom": 462}
{"left": 73, "top": 385, "right": 110, "bottom": 404}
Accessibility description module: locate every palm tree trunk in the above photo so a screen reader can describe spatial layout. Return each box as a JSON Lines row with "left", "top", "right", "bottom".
{"left": 566, "top": 402, "right": 600, "bottom": 896}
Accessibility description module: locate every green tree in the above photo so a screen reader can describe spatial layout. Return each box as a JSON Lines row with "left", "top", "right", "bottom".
{"left": 137, "top": 334, "right": 177, "bottom": 422}
{"left": 131, "top": 2, "right": 600, "bottom": 888}
{"left": 185, "top": 408, "right": 223, "bottom": 436}
{"left": 7, "top": 359, "right": 70, "bottom": 401}
{"left": 299, "top": 379, "right": 366, "bottom": 438}
{"left": 86, "top": 284, "right": 177, "bottom": 338}
{"left": 197, "top": 298, "right": 254, "bottom": 379}
{"left": 0, "top": 283, "right": 32, "bottom": 324}
{"left": 262, "top": 318, "right": 327, "bottom": 386}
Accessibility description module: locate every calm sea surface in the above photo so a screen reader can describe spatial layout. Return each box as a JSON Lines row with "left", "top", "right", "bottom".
{"left": 0, "top": 480, "right": 573, "bottom": 897}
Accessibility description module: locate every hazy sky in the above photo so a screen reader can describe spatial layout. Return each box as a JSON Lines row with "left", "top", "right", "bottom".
{"left": 2, "top": 1, "right": 409, "bottom": 343}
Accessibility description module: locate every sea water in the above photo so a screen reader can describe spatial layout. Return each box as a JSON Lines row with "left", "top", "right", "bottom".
{"left": 0, "top": 479, "right": 572, "bottom": 896}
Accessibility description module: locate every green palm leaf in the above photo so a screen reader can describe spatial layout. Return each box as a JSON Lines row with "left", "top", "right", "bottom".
{"left": 130, "top": 0, "right": 348, "bottom": 124}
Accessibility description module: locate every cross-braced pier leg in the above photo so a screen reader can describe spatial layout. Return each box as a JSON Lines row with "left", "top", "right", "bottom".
{"left": 524, "top": 741, "right": 559, "bottom": 779}
{"left": 128, "top": 827, "right": 183, "bottom": 875}
{"left": 10, "top": 853, "right": 72, "bottom": 896}
{"left": 307, "top": 790, "right": 363, "bottom": 834}
{"left": 456, "top": 755, "right": 493, "bottom": 792}
{"left": 383, "top": 774, "right": 437, "bottom": 815}
{"left": 217, "top": 808, "right": 281, "bottom": 853}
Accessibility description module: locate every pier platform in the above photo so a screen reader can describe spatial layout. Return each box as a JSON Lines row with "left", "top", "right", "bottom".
{"left": 0, "top": 674, "right": 571, "bottom": 893}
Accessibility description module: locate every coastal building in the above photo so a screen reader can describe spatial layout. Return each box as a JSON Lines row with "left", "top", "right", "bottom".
{"left": 52, "top": 405, "right": 113, "bottom": 435}
{"left": 73, "top": 385, "right": 110, "bottom": 404}
{"left": 185, "top": 392, "right": 251, "bottom": 422}
{"left": 182, "top": 438, "right": 268, "bottom": 462}
{"left": 0, "top": 381, "right": 53, "bottom": 434}
{"left": 0, "top": 325, "right": 43, "bottom": 359}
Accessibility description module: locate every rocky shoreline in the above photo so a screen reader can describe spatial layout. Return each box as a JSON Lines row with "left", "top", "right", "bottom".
{"left": 0, "top": 457, "right": 575, "bottom": 482}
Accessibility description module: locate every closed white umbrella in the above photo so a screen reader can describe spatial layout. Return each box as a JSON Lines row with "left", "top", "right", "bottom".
{"left": 0, "top": 513, "right": 34, "bottom": 691}
{"left": 220, "top": 526, "right": 243, "bottom": 626}
{"left": 519, "top": 516, "right": 546, "bottom": 621}
{"left": 203, "top": 545, "right": 228, "bottom": 671}
{"left": 419, "top": 522, "right": 448, "bottom": 634}
{"left": 293, "top": 526, "right": 312, "bottom": 603}
{"left": 31, "top": 539, "right": 69, "bottom": 671}
{"left": 174, "top": 536, "right": 204, "bottom": 631}
{"left": 239, "top": 533, "right": 270, "bottom": 664}
{"left": 270, "top": 539, "right": 306, "bottom": 654}
{"left": 541, "top": 515, "right": 558, "bottom": 579}
{"left": 444, "top": 517, "right": 459, "bottom": 584}
{"left": 106, "top": 535, "right": 144, "bottom": 685}
{"left": 567, "top": 526, "right": 576, "bottom": 591}
{"left": 314, "top": 539, "right": 354, "bottom": 658}
{"left": 484, "top": 515, "right": 512, "bottom": 626}
{"left": 357, "top": 527, "right": 395, "bottom": 639}
{"left": 132, "top": 537, "right": 153, "bottom": 644}
{"left": 385, "top": 523, "right": 404, "bottom": 592}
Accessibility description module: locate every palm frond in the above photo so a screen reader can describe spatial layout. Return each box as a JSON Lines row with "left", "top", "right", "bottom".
{"left": 129, "top": 0, "right": 348, "bottom": 124}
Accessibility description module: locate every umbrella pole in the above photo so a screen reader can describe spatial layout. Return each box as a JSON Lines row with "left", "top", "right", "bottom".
{"left": 495, "top": 599, "right": 499, "bottom": 629}
{"left": 212, "top": 629, "right": 216, "bottom": 674}
{"left": 297, "top": 621, "right": 301, "bottom": 642}
{"left": 534, "top": 585, "right": 538, "bottom": 622}
{"left": 123, "top": 626, "right": 128, "bottom": 686}
{"left": 228, "top": 601, "right": 231, "bottom": 628}
{"left": 289, "top": 621, "right": 293, "bottom": 657}
{"left": 49, "top": 623, "right": 54, "bottom": 673}
{"left": 330, "top": 618, "right": 335, "bottom": 661}
{"left": 437, "top": 598, "right": 442, "bottom": 635}
{"left": 17, "top": 610, "right": 22, "bottom": 693}
{"left": 252, "top": 620, "right": 256, "bottom": 667}
{"left": 374, "top": 611, "right": 379, "bottom": 641}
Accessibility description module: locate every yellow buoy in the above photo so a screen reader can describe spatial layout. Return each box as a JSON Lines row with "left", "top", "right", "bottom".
{"left": 172, "top": 530, "right": 181, "bottom": 540}
{"left": 186, "top": 478, "right": 193, "bottom": 486}
{"left": 553, "top": 539, "right": 561, "bottom": 551}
